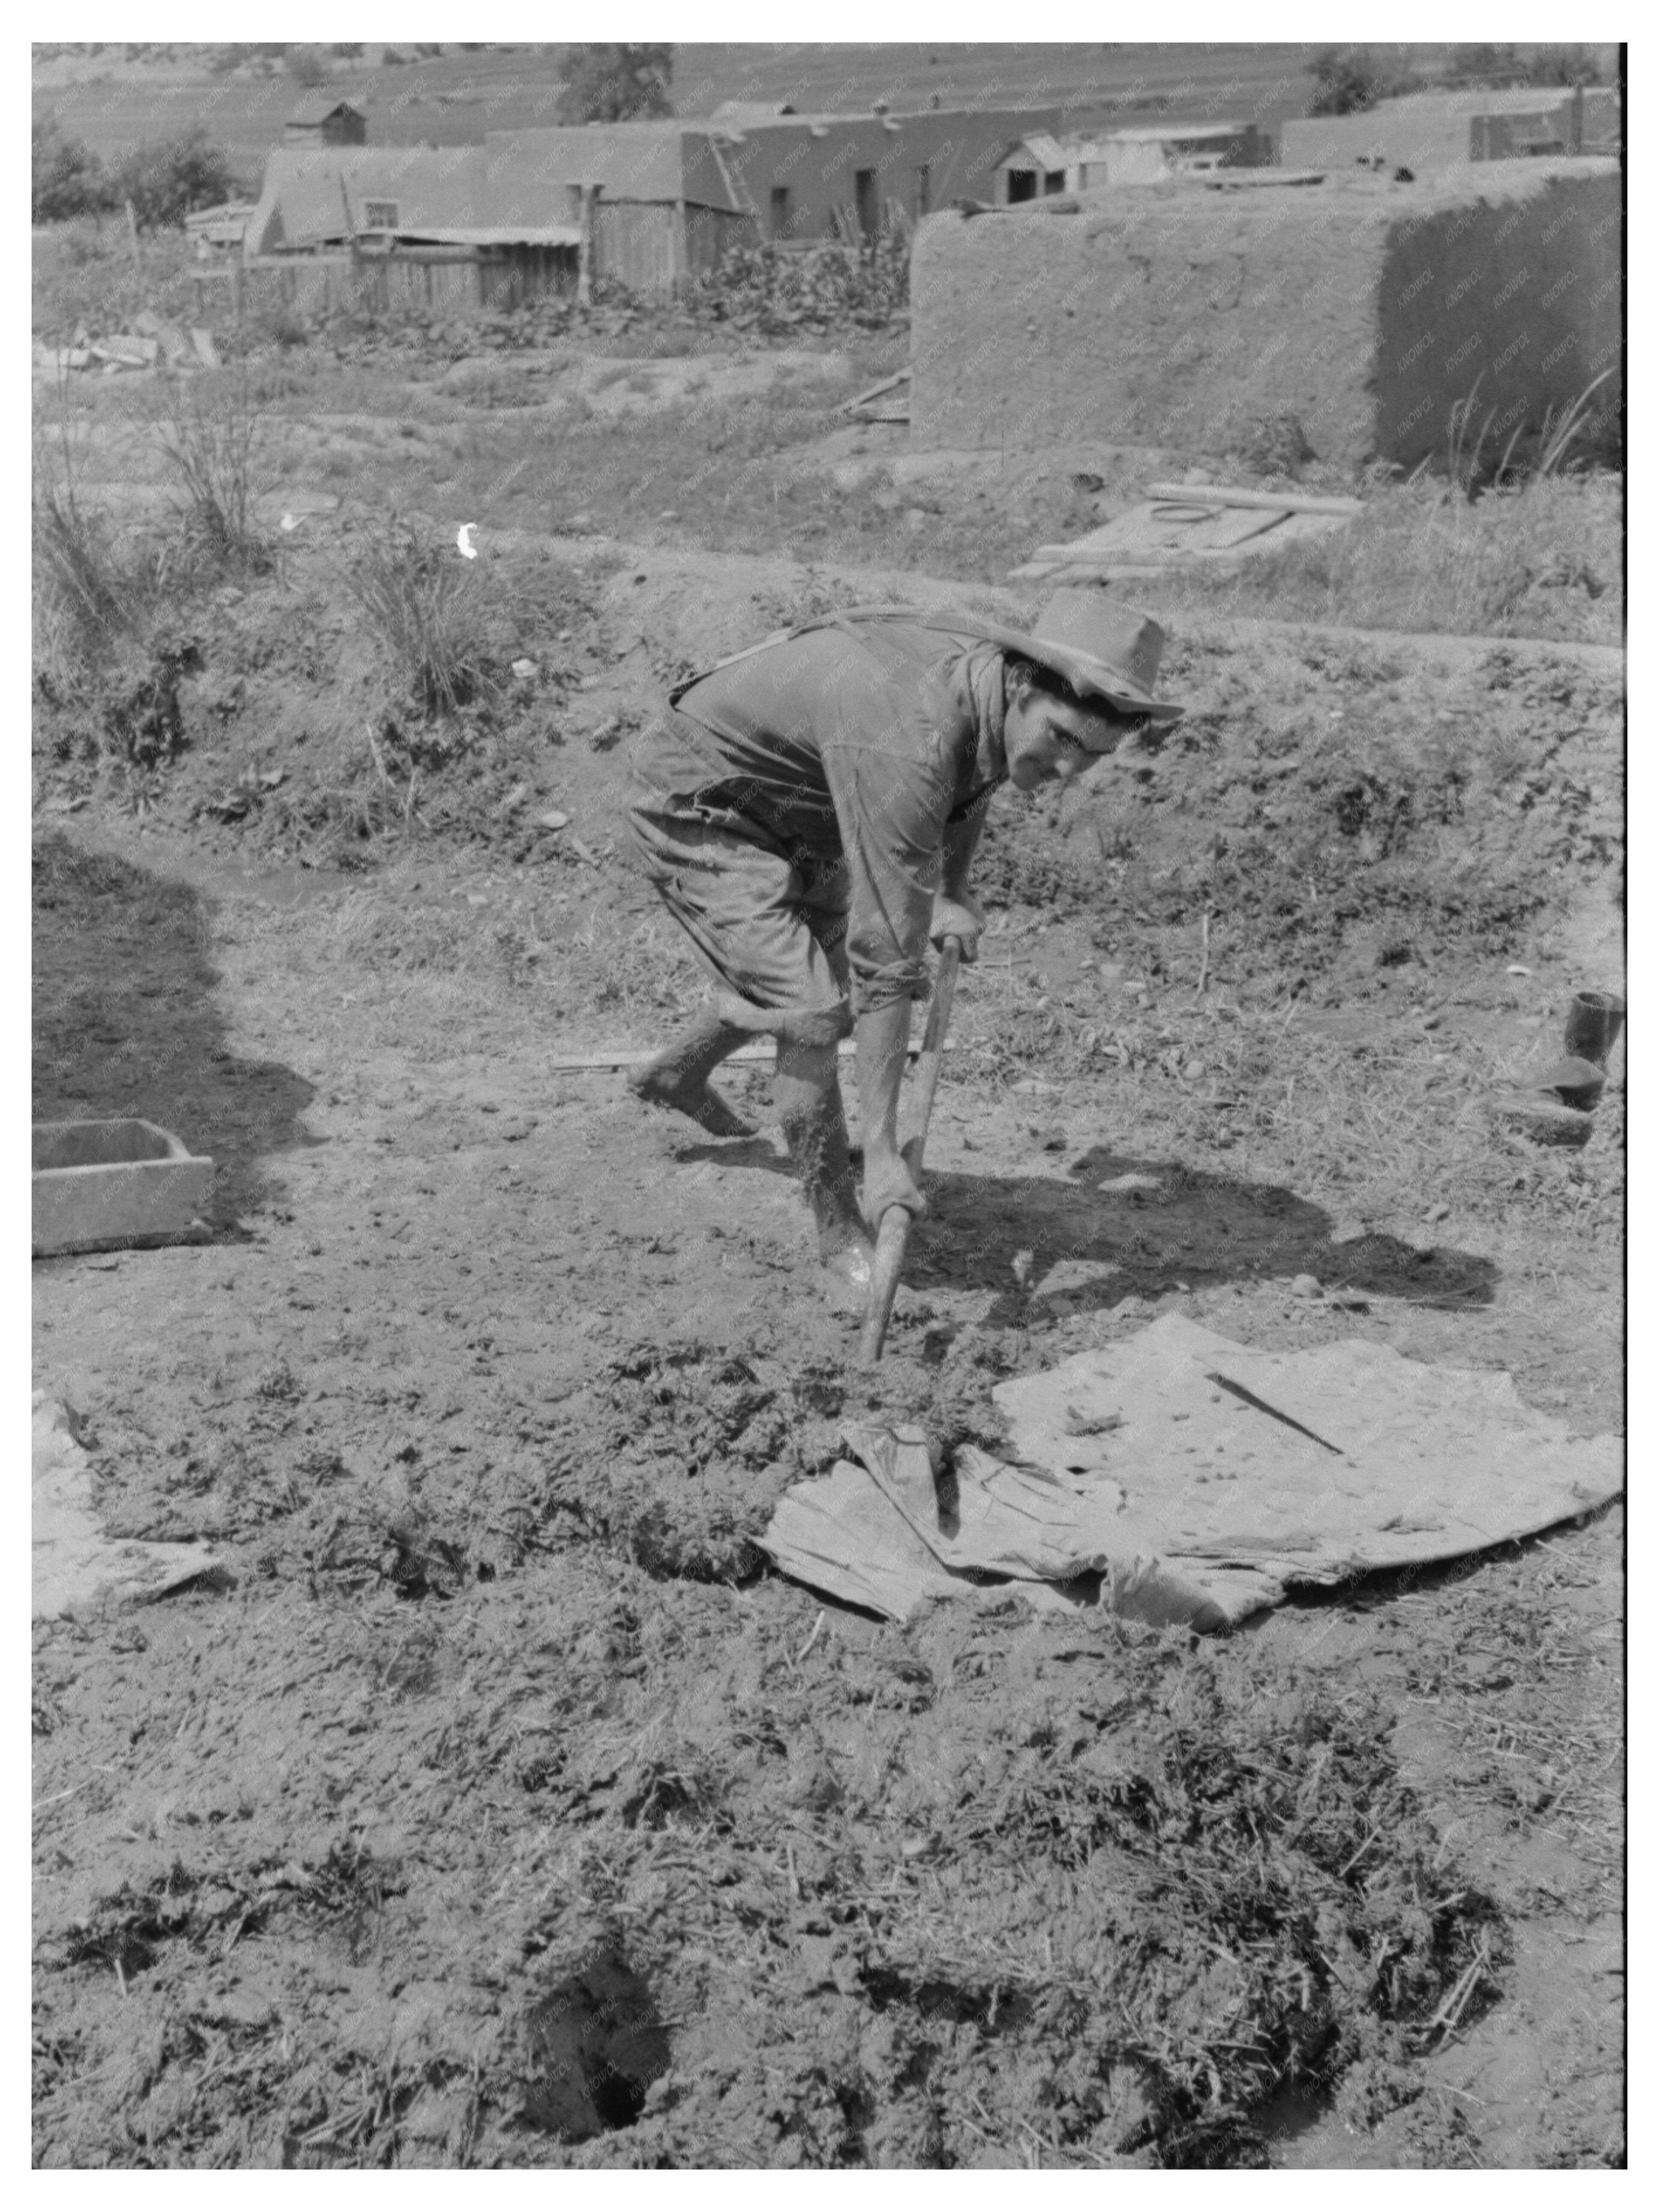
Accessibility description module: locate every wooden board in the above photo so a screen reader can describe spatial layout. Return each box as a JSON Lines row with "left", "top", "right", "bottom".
{"left": 1012, "top": 492, "right": 1356, "bottom": 583}
{"left": 1144, "top": 480, "right": 1363, "bottom": 517}
{"left": 551, "top": 1037, "right": 949, "bottom": 1073}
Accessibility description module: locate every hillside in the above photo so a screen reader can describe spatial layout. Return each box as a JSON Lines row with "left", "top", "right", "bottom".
{"left": 33, "top": 41, "right": 1325, "bottom": 166}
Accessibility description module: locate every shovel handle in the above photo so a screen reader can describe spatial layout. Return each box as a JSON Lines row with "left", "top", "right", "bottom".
{"left": 858, "top": 937, "right": 962, "bottom": 1363}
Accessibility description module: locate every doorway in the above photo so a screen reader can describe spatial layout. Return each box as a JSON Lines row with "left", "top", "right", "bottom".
{"left": 854, "top": 167, "right": 877, "bottom": 238}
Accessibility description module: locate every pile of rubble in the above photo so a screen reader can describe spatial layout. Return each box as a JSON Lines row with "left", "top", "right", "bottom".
{"left": 34, "top": 308, "right": 219, "bottom": 378}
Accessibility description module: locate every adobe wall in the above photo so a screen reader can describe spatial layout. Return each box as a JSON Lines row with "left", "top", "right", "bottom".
{"left": 909, "top": 161, "right": 1621, "bottom": 473}
{"left": 1375, "top": 165, "right": 1621, "bottom": 470}
{"left": 910, "top": 177, "right": 1397, "bottom": 467}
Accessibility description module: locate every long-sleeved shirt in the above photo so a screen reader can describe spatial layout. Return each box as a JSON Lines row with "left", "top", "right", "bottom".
{"left": 663, "top": 617, "right": 1008, "bottom": 1012}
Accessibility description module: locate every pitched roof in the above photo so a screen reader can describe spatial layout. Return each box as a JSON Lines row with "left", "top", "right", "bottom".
{"left": 247, "top": 146, "right": 493, "bottom": 253}
{"left": 1002, "top": 133, "right": 1069, "bottom": 169}
{"left": 288, "top": 93, "right": 365, "bottom": 127}
{"left": 393, "top": 225, "right": 582, "bottom": 248}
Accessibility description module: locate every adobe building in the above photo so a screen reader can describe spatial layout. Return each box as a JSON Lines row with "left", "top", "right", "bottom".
{"left": 1065, "top": 124, "right": 1271, "bottom": 190}
{"left": 1280, "top": 86, "right": 1621, "bottom": 178}
{"left": 908, "top": 160, "right": 1621, "bottom": 475}
{"left": 249, "top": 104, "right": 1067, "bottom": 294}
{"left": 683, "top": 103, "right": 1064, "bottom": 238}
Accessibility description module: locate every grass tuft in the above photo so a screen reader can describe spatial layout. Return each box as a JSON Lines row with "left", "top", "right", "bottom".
{"left": 155, "top": 367, "right": 269, "bottom": 575}
{"left": 341, "top": 517, "right": 497, "bottom": 721}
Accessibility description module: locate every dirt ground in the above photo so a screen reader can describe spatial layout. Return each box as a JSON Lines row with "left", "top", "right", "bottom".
{"left": 33, "top": 356, "right": 1624, "bottom": 2168}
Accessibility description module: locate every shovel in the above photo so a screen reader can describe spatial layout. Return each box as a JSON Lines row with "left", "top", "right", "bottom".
{"left": 858, "top": 935, "right": 963, "bottom": 1363}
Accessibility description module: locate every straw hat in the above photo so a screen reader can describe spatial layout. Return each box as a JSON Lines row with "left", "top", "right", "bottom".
{"left": 918, "top": 588, "right": 1186, "bottom": 728}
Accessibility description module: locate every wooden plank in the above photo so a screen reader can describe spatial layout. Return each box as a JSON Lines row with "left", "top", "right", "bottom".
{"left": 552, "top": 1037, "right": 948, "bottom": 1073}
{"left": 1009, "top": 560, "right": 1170, "bottom": 582}
{"left": 844, "top": 367, "right": 911, "bottom": 412}
{"left": 1144, "top": 481, "right": 1363, "bottom": 517}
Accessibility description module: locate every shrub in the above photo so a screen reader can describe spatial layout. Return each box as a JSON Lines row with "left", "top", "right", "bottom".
{"left": 33, "top": 396, "right": 147, "bottom": 672}
{"left": 32, "top": 120, "right": 112, "bottom": 223}
{"left": 33, "top": 480, "right": 138, "bottom": 671}
{"left": 1307, "top": 46, "right": 1422, "bottom": 116}
{"left": 112, "top": 127, "right": 237, "bottom": 231}
{"left": 691, "top": 232, "right": 911, "bottom": 334}
{"left": 555, "top": 43, "right": 674, "bottom": 123}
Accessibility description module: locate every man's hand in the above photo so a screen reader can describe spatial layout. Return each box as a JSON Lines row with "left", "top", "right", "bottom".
{"left": 931, "top": 891, "right": 985, "bottom": 963}
{"left": 861, "top": 1145, "right": 927, "bottom": 1232}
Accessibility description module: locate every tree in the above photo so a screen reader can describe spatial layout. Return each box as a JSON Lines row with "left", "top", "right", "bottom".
{"left": 1447, "top": 43, "right": 1508, "bottom": 87}
{"left": 32, "top": 118, "right": 111, "bottom": 222}
{"left": 555, "top": 44, "right": 674, "bottom": 124}
{"left": 114, "top": 127, "right": 237, "bottom": 229}
{"left": 1306, "top": 46, "right": 1419, "bottom": 116}
{"left": 286, "top": 46, "right": 328, "bottom": 89}
{"left": 1522, "top": 44, "right": 1609, "bottom": 87}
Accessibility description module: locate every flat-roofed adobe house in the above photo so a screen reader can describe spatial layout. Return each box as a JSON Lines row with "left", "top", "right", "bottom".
{"left": 283, "top": 95, "right": 368, "bottom": 149}
{"left": 702, "top": 104, "right": 1062, "bottom": 236}
{"left": 1280, "top": 87, "right": 1621, "bottom": 180}
{"left": 1065, "top": 123, "right": 1270, "bottom": 190}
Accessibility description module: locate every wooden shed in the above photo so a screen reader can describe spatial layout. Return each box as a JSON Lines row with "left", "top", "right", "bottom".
{"left": 992, "top": 134, "right": 1071, "bottom": 205}
{"left": 284, "top": 97, "right": 368, "bottom": 150}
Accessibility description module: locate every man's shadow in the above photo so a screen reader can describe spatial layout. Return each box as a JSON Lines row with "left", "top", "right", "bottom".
{"left": 33, "top": 833, "right": 317, "bottom": 1235}
{"left": 674, "top": 1135, "right": 1498, "bottom": 1320}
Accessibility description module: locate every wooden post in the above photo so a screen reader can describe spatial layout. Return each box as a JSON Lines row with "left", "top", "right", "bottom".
{"left": 577, "top": 183, "right": 597, "bottom": 306}
{"left": 124, "top": 199, "right": 143, "bottom": 290}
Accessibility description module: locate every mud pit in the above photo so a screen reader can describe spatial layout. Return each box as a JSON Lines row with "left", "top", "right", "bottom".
{"left": 33, "top": 460, "right": 1623, "bottom": 2162}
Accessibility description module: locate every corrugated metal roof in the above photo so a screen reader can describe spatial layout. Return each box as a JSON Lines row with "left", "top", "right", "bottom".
{"left": 394, "top": 225, "right": 582, "bottom": 248}
{"left": 1087, "top": 123, "right": 1247, "bottom": 144}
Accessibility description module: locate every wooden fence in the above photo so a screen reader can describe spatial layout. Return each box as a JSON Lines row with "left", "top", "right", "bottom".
{"left": 199, "top": 244, "right": 579, "bottom": 323}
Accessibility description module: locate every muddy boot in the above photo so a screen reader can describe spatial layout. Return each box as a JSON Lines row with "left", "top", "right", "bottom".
{"left": 1564, "top": 990, "right": 1625, "bottom": 1069}
{"left": 626, "top": 1009, "right": 756, "bottom": 1138}
{"left": 775, "top": 1048, "right": 874, "bottom": 1291}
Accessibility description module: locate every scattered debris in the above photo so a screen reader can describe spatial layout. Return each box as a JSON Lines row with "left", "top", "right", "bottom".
{"left": 841, "top": 366, "right": 911, "bottom": 423}
{"left": 33, "top": 1396, "right": 222, "bottom": 1618}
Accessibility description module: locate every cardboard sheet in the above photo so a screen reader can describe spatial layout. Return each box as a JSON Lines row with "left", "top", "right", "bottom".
{"left": 33, "top": 1395, "right": 221, "bottom": 1619}
{"left": 759, "top": 1315, "right": 1623, "bottom": 1627}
